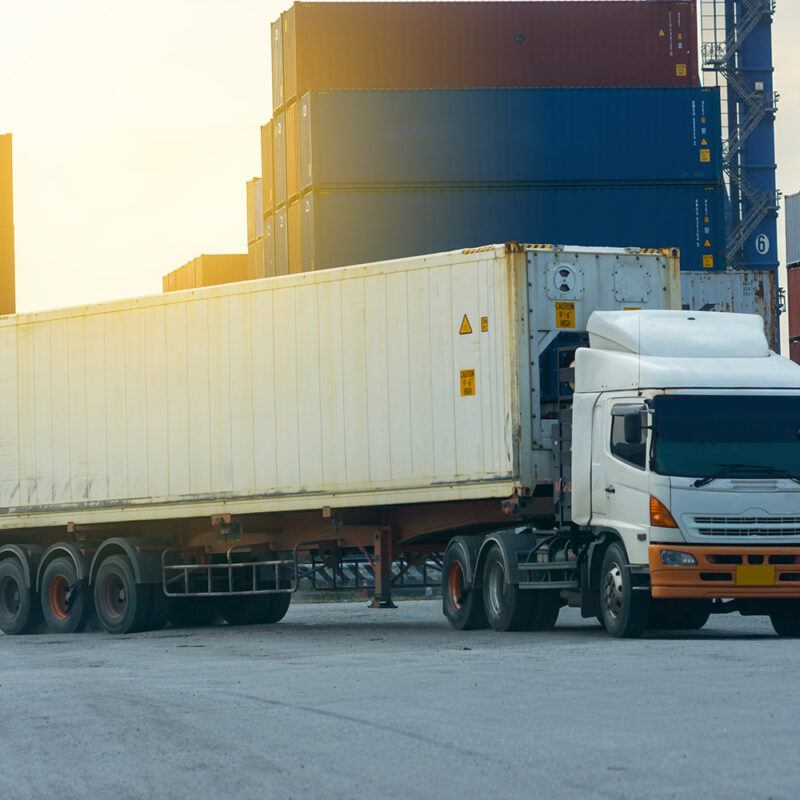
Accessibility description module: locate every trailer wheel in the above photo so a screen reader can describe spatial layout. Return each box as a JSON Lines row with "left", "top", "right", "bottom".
{"left": 218, "top": 595, "right": 272, "bottom": 626}
{"left": 0, "top": 558, "right": 40, "bottom": 635}
{"left": 144, "top": 585, "right": 172, "bottom": 631}
{"left": 93, "top": 555, "right": 152, "bottom": 634}
{"left": 442, "top": 545, "right": 487, "bottom": 630}
{"left": 168, "top": 598, "right": 218, "bottom": 628}
{"left": 599, "top": 543, "right": 648, "bottom": 639}
{"left": 40, "top": 557, "right": 90, "bottom": 634}
{"left": 482, "top": 545, "right": 534, "bottom": 632}
{"left": 262, "top": 592, "right": 292, "bottom": 624}
{"left": 770, "top": 603, "right": 800, "bottom": 637}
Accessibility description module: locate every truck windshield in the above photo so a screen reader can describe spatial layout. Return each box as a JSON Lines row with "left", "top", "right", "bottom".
{"left": 652, "top": 395, "right": 800, "bottom": 479}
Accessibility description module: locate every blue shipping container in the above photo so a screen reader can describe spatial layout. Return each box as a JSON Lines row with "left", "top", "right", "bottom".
{"left": 300, "top": 184, "right": 724, "bottom": 272}
{"left": 299, "top": 87, "right": 722, "bottom": 189}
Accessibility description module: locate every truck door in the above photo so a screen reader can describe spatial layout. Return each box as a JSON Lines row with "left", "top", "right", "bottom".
{"left": 590, "top": 400, "right": 609, "bottom": 518}
{"left": 600, "top": 402, "right": 651, "bottom": 541}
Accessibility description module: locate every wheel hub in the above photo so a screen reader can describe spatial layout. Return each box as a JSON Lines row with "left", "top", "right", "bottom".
{"left": 448, "top": 561, "right": 464, "bottom": 609}
{"left": 487, "top": 560, "right": 506, "bottom": 618}
{"left": 0, "top": 576, "right": 21, "bottom": 616}
{"left": 48, "top": 575, "right": 72, "bottom": 620}
{"left": 603, "top": 562, "right": 624, "bottom": 620}
{"left": 101, "top": 575, "right": 127, "bottom": 619}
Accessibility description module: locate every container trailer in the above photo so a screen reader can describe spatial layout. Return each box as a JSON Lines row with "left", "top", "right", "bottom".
{"left": 1, "top": 243, "right": 798, "bottom": 640}
{"left": 271, "top": 1, "right": 699, "bottom": 113}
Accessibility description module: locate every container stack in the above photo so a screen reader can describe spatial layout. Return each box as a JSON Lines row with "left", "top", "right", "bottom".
{"left": 255, "top": 0, "right": 724, "bottom": 276}
{"left": 786, "top": 192, "right": 800, "bottom": 364}
{"left": 162, "top": 254, "right": 248, "bottom": 292}
{"left": 0, "top": 134, "right": 14, "bottom": 315}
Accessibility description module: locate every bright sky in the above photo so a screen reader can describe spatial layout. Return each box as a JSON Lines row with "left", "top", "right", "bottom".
{"left": 3, "top": 1, "right": 799, "bottom": 345}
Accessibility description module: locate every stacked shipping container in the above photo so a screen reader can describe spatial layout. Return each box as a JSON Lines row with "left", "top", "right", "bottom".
{"left": 259, "top": 1, "right": 724, "bottom": 275}
{"left": 786, "top": 192, "right": 800, "bottom": 364}
{"left": 162, "top": 254, "right": 248, "bottom": 292}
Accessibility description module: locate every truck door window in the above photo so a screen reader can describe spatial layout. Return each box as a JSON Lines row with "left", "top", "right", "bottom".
{"left": 610, "top": 408, "right": 647, "bottom": 469}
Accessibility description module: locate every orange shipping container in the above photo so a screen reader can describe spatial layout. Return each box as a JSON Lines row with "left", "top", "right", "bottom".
{"left": 271, "top": 18, "right": 284, "bottom": 112}
{"left": 288, "top": 199, "right": 301, "bottom": 274}
{"left": 283, "top": 6, "right": 297, "bottom": 107}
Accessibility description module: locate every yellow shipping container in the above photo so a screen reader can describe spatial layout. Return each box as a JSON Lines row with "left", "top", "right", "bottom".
{"left": 261, "top": 121, "right": 274, "bottom": 215}
{"left": 246, "top": 178, "right": 263, "bottom": 245}
{"left": 288, "top": 199, "right": 301, "bottom": 274}
{"left": 0, "top": 134, "right": 15, "bottom": 315}
{"left": 163, "top": 254, "right": 248, "bottom": 292}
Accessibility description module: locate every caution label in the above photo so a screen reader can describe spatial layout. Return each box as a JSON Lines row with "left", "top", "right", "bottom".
{"left": 704, "top": 239, "right": 711, "bottom": 247}
{"left": 659, "top": 29, "right": 665, "bottom": 37}
{"left": 700, "top": 149, "right": 711, "bottom": 163}
{"left": 460, "top": 369, "right": 476, "bottom": 397}
{"left": 676, "top": 64, "right": 687, "bottom": 77}
{"left": 703, "top": 255, "right": 714, "bottom": 269}
{"left": 480, "top": 316, "right": 488, "bottom": 332}
{"left": 555, "top": 301, "right": 576, "bottom": 329}
{"left": 459, "top": 314, "right": 472, "bottom": 335}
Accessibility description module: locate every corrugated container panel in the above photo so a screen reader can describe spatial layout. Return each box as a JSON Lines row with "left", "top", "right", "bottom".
{"left": 681, "top": 269, "right": 779, "bottom": 351}
{"left": 286, "top": 102, "right": 300, "bottom": 200}
{"left": 0, "top": 244, "right": 678, "bottom": 530}
{"left": 786, "top": 192, "right": 800, "bottom": 267}
{"left": 264, "top": 215, "right": 276, "bottom": 277}
{"left": 301, "top": 184, "right": 724, "bottom": 273}
{"left": 271, "top": 18, "right": 284, "bottom": 113}
{"left": 283, "top": 7, "right": 297, "bottom": 108}
{"left": 247, "top": 241, "right": 258, "bottom": 281}
{"left": 254, "top": 179, "right": 264, "bottom": 240}
{"left": 162, "top": 274, "right": 170, "bottom": 293}
{"left": 275, "top": 206, "right": 289, "bottom": 276}
{"left": 260, "top": 121, "right": 274, "bottom": 214}
{"left": 788, "top": 265, "right": 800, "bottom": 340}
{"left": 273, "top": 111, "right": 287, "bottom": 207}
{"left": 246, "top": 179, "right": 258, "bottom": 245}
{"left": 284, "top": 1, "right": 698, "bottom": 107}
{"left": 299, "top": 87, "right": 721, "bottom": 190}
{"left": 200, "top": 254, "right": 248, "bottom": 288}
{"left": 288, "top": 199, "right": 301, "bottom": 273}
{"left": 791, "top": 339, "right": 800, "bottom": 367}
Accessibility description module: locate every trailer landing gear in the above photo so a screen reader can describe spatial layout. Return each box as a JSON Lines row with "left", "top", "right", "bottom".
{"left": 368, "top": 528, "right": 397, "bottom": 609}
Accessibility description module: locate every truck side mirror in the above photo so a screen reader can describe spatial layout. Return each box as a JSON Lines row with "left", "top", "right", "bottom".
{"left": 624, "top": 413, "right": 643, "bottom": 444}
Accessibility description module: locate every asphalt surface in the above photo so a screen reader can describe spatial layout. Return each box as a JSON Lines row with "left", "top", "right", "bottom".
{"left": 0, "top": 600, "right": 797, "bottom": 800}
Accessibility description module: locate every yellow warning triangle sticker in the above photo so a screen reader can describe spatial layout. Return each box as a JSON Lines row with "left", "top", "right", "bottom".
{"left": 704, "top": 240, "right": 711, "bottom": 247}
{"left": 659, "top": 29, "right": 665, "bottom": 37}
{"left": 459, "top": 314, "right": 473, "bottom": 335}
{"left": 701, "top": 138, "right": 708, "bottom": 145}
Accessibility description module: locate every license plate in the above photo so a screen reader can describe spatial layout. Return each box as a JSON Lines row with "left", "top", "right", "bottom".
{"left": 736, "top": 564, "right": 775, "bottom": 586}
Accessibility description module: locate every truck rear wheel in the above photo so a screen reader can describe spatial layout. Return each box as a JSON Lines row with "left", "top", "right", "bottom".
{"left": 482, "top": 545, "right": 533, "bottom": 632}
{"left": 770, "top": 602, "right": 800, "bottom": 637}
{"left": 262, "top": 592, "right": 291, "bottom": 623}
{"left": 93, "top": 555, "right": 152, "bottom": 634}
{"left": 40, "top": 557, "right": 90, "bottom": 634}
{"left": 442, "top": 545, "right": 487, "bottom": 630}
{"left": 0, "top": 558, "right": 40, "bottom": 635}
{"left": 218, "top": 595, "right": 272, "bottom": 626}
{"left": 600, "top": 543, "right": 648, "bottom": 639}
{"left": 168, "top": 598, "right": 218, "bottom": 628}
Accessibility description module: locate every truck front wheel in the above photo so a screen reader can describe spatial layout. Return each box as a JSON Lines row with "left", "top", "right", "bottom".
{"left": 600, "top": 543, "right": 648, "bottom": 638}
{"left": 442, "top": 545, "right": 487, "bottom": 630}
{"left": 770, "top": 602, "right": 800, "bottom": 637}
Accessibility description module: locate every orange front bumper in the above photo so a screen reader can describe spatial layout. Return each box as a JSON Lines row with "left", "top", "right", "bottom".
{"left": 649, "top": 545, "right": 800, "bottom": 600}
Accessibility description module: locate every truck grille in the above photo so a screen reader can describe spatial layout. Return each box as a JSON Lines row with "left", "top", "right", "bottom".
{"left": 692, "top": 516, "right": 800, "bottom": 537}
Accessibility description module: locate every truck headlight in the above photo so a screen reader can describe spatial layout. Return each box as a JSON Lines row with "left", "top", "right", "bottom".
{"left": 660, "top": 550, "right": 698, "bottom": 567}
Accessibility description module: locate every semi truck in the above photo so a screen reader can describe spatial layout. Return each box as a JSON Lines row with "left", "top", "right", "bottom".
{"left": 0, "top": 243, "right": 797, "bottom": 638}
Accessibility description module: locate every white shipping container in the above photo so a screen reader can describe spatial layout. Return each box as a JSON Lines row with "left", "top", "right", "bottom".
{"left": 786, "top": 192, "right": 800, "bottom": 267}
{"left": 681, "top": 269, "right": 780, "bottom": 351}
{"left": 0, "top": 244, "right": 679, "bottom": 531}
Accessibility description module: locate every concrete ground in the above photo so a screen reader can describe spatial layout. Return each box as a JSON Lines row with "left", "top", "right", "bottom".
{"left": 0, "top": 601, "right": 797, "bottom": 800}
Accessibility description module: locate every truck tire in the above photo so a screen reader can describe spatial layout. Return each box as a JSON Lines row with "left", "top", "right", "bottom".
{"left": 648, "top": 601, "right": 710, "bottom": 631}
{"left": 599, "top": 543, "right": 649, "bottom": 639}
{"left": 168, "top": 598, "right": 218, "bottom": 628}
{"left": 218, "top": 595, "right": 272, "bottom": 626}
{"left": 40, "top": 557, "right": 90, "bottom": 634}
{"left": 482, "top": 545, "right": 534, "bottom": 632}
{"left": 0, "top": 558, "right": 40, "bottom": 635}
{"left": 93, "top": 555, "right": 152, "bottom": 634}
{"left": 262, "top": 592, "right": 292, "bottom": 624}
{"left": 442, "top": 545, "right": 487, "bottom": 630}
{"left": 528, "top": 591, "right": 561, "bottom": 631}
{"left": 144, "top": 585, "right": 172, "bottom": 631}
{"left": 770, "top": 603, "right": 800, "bottom": 637}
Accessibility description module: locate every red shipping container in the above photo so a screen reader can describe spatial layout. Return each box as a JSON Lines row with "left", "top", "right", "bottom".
{"left": 791, "top": 340, "right": 800, "bottom": 366}
{"left": 276, "top": 1, "right": 698, "bottom": 109}
{"left": 788, "top": 266, "right": 800, "bottom": 340}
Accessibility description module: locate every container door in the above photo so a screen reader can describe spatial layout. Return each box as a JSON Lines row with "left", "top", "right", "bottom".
{"left": 271, "top": 18, "right": 283, "bottom": 113}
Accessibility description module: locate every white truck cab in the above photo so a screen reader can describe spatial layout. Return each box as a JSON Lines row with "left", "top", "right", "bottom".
{"left": 572, "top": 310, "right": 800, "bottom": 635}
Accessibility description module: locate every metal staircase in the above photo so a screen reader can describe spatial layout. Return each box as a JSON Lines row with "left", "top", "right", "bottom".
{"left": 701, "top": 0, "right": 778, "bottom": 268}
